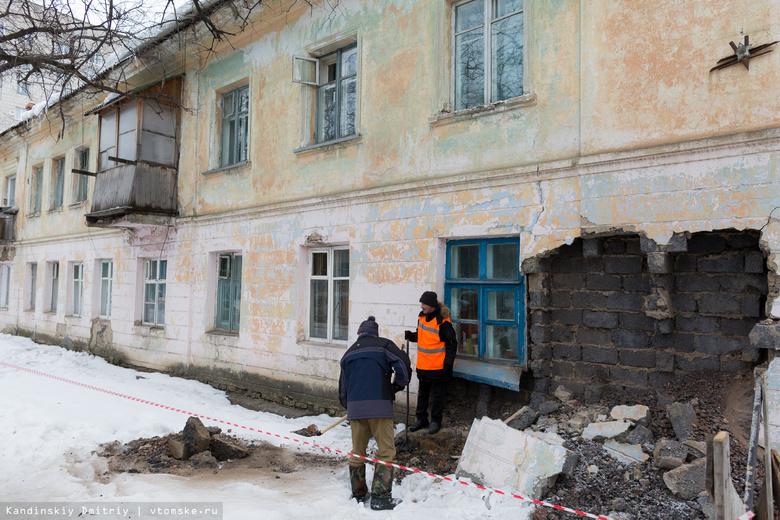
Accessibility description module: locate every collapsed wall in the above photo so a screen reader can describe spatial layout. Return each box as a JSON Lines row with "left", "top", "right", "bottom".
{"left": 525, "top": 229, "right": 767, "bottom": 397}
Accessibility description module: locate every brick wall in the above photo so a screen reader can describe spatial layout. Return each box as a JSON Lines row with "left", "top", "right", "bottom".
{"left": 526, "top": 230, "right": 767, "bottom": 396}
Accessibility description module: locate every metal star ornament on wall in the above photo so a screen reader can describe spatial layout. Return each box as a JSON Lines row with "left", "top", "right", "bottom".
{"left": 710, "top": 35, "right": 778, "bottom": 72}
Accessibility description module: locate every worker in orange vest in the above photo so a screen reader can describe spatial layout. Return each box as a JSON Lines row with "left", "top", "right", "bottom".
{"left": 404, "top": 291, "right": 458, "bottom": 434}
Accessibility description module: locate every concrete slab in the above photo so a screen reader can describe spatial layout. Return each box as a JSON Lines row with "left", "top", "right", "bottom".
{"left": 456, "top": 417, "right": 574, "bottom": 500}
{"left": 610, "top": 405, "right": 650, "bottom": 424}
{"left": 603, "top": 439, "right": 649, "bottom": 464}
{"left": 582, "top": 420, "right": 632, "bottom": 441}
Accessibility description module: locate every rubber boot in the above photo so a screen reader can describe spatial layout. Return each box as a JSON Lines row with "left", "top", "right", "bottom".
{"left": 370, "top": 463, "right": 402, "bottom": 511}
{"left": 349, "top": 465, "right": 368, "bottom": 503}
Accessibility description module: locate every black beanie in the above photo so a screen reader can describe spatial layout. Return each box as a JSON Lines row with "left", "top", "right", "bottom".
{"left": 419, "top": 291, "right": 438, "bottom": 307}
{"left": 357, "top": 316, "right": 379, "bottom": 336}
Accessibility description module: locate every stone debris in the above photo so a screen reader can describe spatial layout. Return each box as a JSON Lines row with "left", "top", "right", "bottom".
{"left": 666, "top": 401, "right": 698, "bottom": 441}
{"left": 610, "top": 405, "right": 651, "bottom": 426}
{"left": 582, "top": 420, "right": 632, "bottom": 441}
{"left": 168, "top": 417, "right": 249, "bottom": 461}
{"left": 662, "top": 458, "right": 706, "bottom": 500}
{"left": 603, "top": 439, "right": 649, "bottom": 464}
{"left": 653, "top": 439, "right": 689, "bottom": 470}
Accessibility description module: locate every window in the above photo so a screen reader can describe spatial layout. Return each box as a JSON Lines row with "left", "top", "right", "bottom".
{"left": 99, "top": 260, "right": 113, "bottom": 318}
{"left": 0, "top": 264, "right": 11, "bottom": 308}
{"left": 51, "top": 158, "right": 64, "bottom": 209}
{"left": 71, "top": 262, "right": 83, "bottom": 316}
{"left": 215, "top": 254, "right": 242, "bottom": 331}
{"left": 27, "top": 262, "right": 37, "bottom": 310}
{"left": 73, "top": 149, "right": 89, "bottom": 202}
{"left": 445, "top": 238, "right": 525, "bottom": 363}
{"left": 13, "top": 107, "right": 24, "bottom": 121}
{"left": 17, "top": 81, "right": 30, "bottom": 96}
{"left": 293, "top": 43, "right": 358, "bottom": 145}
{"left": 29, "top": 166, "right": 42, "bottom": 213}
{"left": 99, "top": 102, "right": 137, "bottom": 170}
{"left": 48, "top": 261, "right": 59, "bottom": 312}
{"left": 308, "top": 247, "right": 349, "bottom": 342}
{"left": 143, "top": 259, "right": 166, "bottom": 326}
{"left": 5, "top": 175, "right": 15, "bottom": 206}
{"left": 453, "top": 0, "right": 524, "bottom": 111}
{"left": 220, "top": 86, "right": 249, "bottom": 167}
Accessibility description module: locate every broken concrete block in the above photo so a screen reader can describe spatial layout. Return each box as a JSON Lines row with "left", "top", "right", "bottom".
{"left": 190, "top": 450, "right": 218, "bottom": 468}
{"left": 456, "top": 417, "right": 575, "bottom": 500}
{"left": 507, "top": 407, "right": 538, "bottom": 431}
{"left": 663, "top": 459, "right": 706, "bottom": 500}
{"left": 538, "top": 401, "right": 559, "bottom": 415}
{"left": 183, "top": 416, "right": 211, "bottom": 454}
{"left": 210, "top": 434, "right": 249, "bottom": 461}
{"left": 568, "top": 411, "right": 591, "bottom": 433}
{"left": 653, "top": 439, "right": 688, "bottom": 470}
{"left": 582, "top": 420, "right": 632, "bottom": 441}
{"left": 666, "top": 402, "right": 698, "bottom": 441}
{"left": 554, "top": 385, "right": 575, "bottom": 403}
{"left": 626, "top": 424, "right": 654, "bottom": 445}
{"left": 683, "top": 440, "right": 707, "bottom": 459}
{"left": 610, "top": 405, "right": 650, "bottom": 425}
{"left": 168, "top": 434, "right": 192, "bottom": 460}
{"left": 603, "top": 439, "right": 649, "bottom": 464}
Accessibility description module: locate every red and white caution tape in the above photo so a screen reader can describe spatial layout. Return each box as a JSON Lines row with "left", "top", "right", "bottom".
{"left": 2, "top": 360, "right": 613, "bottom": 520}
{"left": 737, "top": 511, "right": 755, "bottom": 520}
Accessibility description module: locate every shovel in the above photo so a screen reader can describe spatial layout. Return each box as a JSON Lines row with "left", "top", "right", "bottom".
{"left": 292, "top": 414, "right": 348, "bottom": 437}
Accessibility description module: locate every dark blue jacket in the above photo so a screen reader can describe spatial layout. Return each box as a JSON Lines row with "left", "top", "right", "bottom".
{"left": 339, "top": 334, "right": 412, "bottom": 420}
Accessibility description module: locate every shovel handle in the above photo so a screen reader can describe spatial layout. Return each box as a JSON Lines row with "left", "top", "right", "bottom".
{"left": 318, "top": 415, "right": 348, "bottom": 435}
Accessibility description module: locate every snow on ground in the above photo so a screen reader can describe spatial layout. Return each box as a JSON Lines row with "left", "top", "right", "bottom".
{"left": 1, "top": 335, "right": 533, "bottom": 519}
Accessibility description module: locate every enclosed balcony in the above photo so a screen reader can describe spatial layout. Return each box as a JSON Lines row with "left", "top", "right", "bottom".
{"left": 85, "top": 77, "right": 181, "bottom": 228}
{"left": 0, "top": 211, "right": 16, "bottom": 241}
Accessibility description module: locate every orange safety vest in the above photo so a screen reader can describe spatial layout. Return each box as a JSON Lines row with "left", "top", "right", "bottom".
{"left": 416, "top": 315, "right": 450, "bottom": 371}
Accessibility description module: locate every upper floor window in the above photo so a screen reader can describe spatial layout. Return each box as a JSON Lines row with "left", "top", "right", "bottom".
{"left": 98, "top": 100, "right": 179, "bottom": 171}
{"left": 220, "top": 86, "right": 249, "bottom": 167}
{"left": 51, "top": 158, "right": 64, "bottom": 210}
{"left": 445, "top": 238, "right": 525, "bottom": 364}
{"left": 308, "top": 247, "right": 349, "bottom": 342}
{"left": 17, "top": 81, "right": 30, "bottom": 96}
{"left": 453, "top": 0, "right": 524, "bottom": 111}
{"left": 73, "top": 149, "right": 89, "bottom": 203}
{"left": 29, "top": 166, "right": 43, "bottom": 214}
{"left": 293, "top": 42, "right": 358, "bottom": 146}
{"left": 143, "top": 259, "right": 166, "bottom": 326}
{"left": 4, "top": 175, "right": 15, "bottom": 207}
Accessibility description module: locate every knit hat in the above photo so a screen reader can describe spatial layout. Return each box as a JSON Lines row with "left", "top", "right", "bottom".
{"left": 357, "top": 316, "right": 379, "bottom": 336}
{"left": 419, "top": 291, "right": 438, "bottom": 307}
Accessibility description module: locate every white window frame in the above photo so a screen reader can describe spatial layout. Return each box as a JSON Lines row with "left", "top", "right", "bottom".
{"left": 47, "top": 261, "right": 59, "bottom": 313}
{"left": 29, "top": 165, "right": 43, "bottom": 214}
{"left": 451, "top": 0, "right": 525, "bottom": 111}
{"left": 98, "top": 260, "right": 113, "bottom": 318}
{"left": 142, "top": 258, "right": 167, "bottom": 326}
{"left": 73, "top": 148, "right": 89, "bottom": 203}
{"left": 27, "top": 262, "right": 37, "bottom": 311}
{"left": 51, "top": 158, "right": 65, "bottom": 210}
{"left": 0, "top": 264, "right": 11, "bottom": 308}
{"left": 307, "top": 246, "right": 350, "bottom": 343}
{"left": 5, "top": 175, "right": 15, "bottom": 207}
{"left": 292, "top": 36, "right": 360, "bottom": 149}
{"left": 69, "top": 262, "right": 83, "bottom": 317}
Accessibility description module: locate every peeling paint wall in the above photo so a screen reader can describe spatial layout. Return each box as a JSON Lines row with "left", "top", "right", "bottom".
{"left": 1, "top": 0, "right": 779, "bottom": 409}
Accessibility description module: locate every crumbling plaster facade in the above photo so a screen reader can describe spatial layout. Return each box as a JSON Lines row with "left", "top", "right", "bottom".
{"left": 0, "top": 0, "right": 779, "bottom": 412}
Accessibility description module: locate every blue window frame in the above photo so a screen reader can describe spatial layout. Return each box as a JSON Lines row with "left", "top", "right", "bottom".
{"left": 445, "top": 238, "right": 525, "bottom": 365}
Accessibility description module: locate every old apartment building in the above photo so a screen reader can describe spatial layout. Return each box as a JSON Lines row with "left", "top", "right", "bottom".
{"left": 0, "top": 0, "right": 778, "bottom": 412}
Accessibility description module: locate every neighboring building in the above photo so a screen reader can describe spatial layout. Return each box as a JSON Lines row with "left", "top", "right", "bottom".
{"left": 0, "top": 0, "right": 779, "bottom": 414}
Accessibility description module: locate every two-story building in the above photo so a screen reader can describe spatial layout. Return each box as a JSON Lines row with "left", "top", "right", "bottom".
{"left": 1, "top": 0, "right": 779, "bottom": 414}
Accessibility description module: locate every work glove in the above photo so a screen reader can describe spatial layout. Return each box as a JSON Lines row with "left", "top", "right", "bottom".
{"left": 404, "top": 330, "right": 414, "bottom": 341}
{"left": 392, "top": 383, "right": 404, "bottom": 394}
{"left": 443, "top": 364, "right": 453, "bottom": 378}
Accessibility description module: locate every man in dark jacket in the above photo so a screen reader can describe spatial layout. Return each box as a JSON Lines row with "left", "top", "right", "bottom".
{"left": 339, "top": 316, "right": 412, "bottom": 511}
{"left": 404, "top": 291, "right": 457, "bottom": 435}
